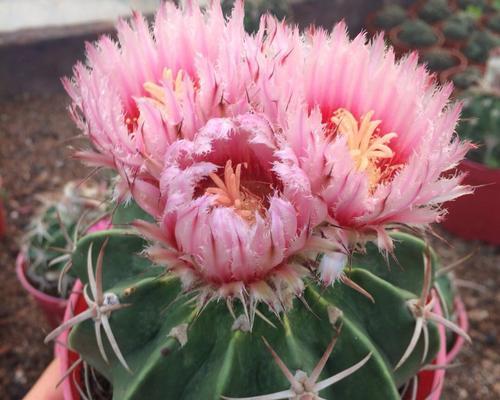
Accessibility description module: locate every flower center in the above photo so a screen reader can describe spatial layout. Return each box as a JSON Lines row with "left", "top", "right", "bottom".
{"left": 205, "top": 160, "right": 266, "bottom": 222}
{"left": 331, "top": 108, "right": 398, "bottom": 187}
{"left": 143, "top": 68, "right": 187, "bottom": 107}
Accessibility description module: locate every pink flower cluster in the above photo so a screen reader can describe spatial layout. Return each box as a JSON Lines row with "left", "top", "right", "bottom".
{"left": 65, "top": 1, "right": 471, "bottom": 309}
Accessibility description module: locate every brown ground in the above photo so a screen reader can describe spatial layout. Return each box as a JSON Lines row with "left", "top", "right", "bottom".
{"left": 0, "top": 26, "right": 499, "bottom": 400}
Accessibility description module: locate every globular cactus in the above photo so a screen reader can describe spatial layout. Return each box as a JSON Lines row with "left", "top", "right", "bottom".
{"left": 23, "top": 181, "right": 108, "bottom": 296}
{"left": 457, "top": 92, "right": 500, "bottom": 168}
{"left": 46, "top": 2, "right": 473, "bottom": 398}
{"left": 47, "top": 210, "right": 466, "bottom": 399}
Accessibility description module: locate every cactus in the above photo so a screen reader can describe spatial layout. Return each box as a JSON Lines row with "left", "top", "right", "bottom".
{"left": 46, "top": 212, "right": 468, "bottom": 400}
{"left": 421, "top": 49, "right": 460, "bottom": 72}
{"left": 23, "top": 181, "right": 107, "bottom": 296}
{"left": 442, "top": 12, "right": 476, "bottom": 41}
{"left": 374, "top": 5, "right": 407, "bottom": 30}
{"left": 457, "top": 92, "right": 500, "bottom": 168}
{"left": 450, "top": 66, "right": 483, "bottom": 89}
{"left": 463, "top": 30, "right": 500, "bottom": 64}
{"left": 398, "top": 19, "right": 439, "bottom": 48}
{"left": 419, "top": 0, "right": 452, "bottom": 23}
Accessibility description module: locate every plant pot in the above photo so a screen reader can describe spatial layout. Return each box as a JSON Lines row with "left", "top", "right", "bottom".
{"left": 442, "top": 159, "right": 500, "bottom": 245}
{"left": 56, "top": 280, "right": 85, "bottom": 400}
{"left": 16, "top": 217, "right": 112, "bottom": 328}
{"left": 16, "top": 252, "right": 67, "bottom": 328}
{"left": 389, "top": 24, "right": 445, "bottom": 57}
{"left": 402, "top": 291, "right": 468, "bottom": 400}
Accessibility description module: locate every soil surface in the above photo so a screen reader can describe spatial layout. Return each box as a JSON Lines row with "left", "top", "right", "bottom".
{"left": 1, "top": 29, "right": 499, "bottom": 400}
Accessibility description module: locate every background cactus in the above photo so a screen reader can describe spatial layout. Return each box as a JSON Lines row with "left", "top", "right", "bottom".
{"left": 22, "top": 181, "right": 107, "bottom": 296}
{"left": 418, "top": 0, "right": 453, "bottom": 23}
{"left": 57, "top": 202, "right": 460, "bottom": 399}
{"left": 398, "top": 19, "right": 439, "bottom": 48}
{"left": 442, "top": 12, "right": 476, "bottom": 41}
{"left": 374, "top": 4, "right": 407, "bottom": 30}
{"left": 457, "top": 91, "right": 500, "bottom": 167}
{"left": 463, "top": 30, "right": 500, "bottom": 64}
{"left": 421, "top": 48, "right": 461, "bottom": 72}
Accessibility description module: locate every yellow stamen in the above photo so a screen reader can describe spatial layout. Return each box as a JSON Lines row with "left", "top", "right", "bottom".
{"left": 206, "top": 161, "right": 263, "bottom": 222}
{"left": 143, "top": 68, "right": 186, "bottom": 106}
{"left": 331, "top": 108, "right": 398, "bottom": 187}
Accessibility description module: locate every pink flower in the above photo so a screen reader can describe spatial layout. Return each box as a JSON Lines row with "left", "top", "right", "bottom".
{"left": 255, "top": 22, "right": 472, "bottom": 250}
{"left": 134, "top": 112, "right": 332, "bottom": 314}
{"left": 66, "top": 2, "right": 471, "bottom": 311}
{"left": 64, "top": 1, "right": 258, "bottom": 216}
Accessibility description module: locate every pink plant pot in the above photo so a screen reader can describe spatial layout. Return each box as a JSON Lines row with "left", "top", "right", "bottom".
{"left": 402, "top": 290, "right": 469, "bottom": 400}
{"left": 16, "top": 252, "right": 67, "bottom": 328}
{"left": 86, "top": 217, "right": 111, "bottom": 234}
{"left": 0, "top": 199, "right": 6, "bottom": 238}
{"left": 442, "top": 160, "right": 500, "bottom": 245}
{"left": 15, "top": 217, "right": 112, "bottom": 328}
{"left": 56, "top": 280, "right": 85, "bottom": 400}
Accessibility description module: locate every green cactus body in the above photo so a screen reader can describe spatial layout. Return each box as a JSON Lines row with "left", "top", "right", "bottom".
{"left": 66, "top": 224, "right": 447, "bottom": 400}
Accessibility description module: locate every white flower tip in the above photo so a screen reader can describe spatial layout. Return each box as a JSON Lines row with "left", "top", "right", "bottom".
{"left": 319, "top": 252, "right": 348, "bottom": 285}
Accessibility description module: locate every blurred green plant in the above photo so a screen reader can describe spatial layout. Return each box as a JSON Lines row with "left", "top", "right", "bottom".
{"left": 457, "top": 92, "right": 500, "bottom": 167}
{"left": 450, "top": 66, "right": 483, "bottom": 89}
{"left": 374, "top": 4, "right": 407, "bottom": 30}
{"left": 487, "top": 13, "right": 500, "bottom": 33}
{"left": 221, "top": 0, "right": 290, "bottom": 32}
{"left": 23, "top": 181, "right": 108, "bottom": 297}
{"left": 419, "top": 0, "right": 453, "bottom": 23}
{"left": 463, "top": 30, "right": 500, "bottom": 64}
{"left": 442, "top": 12, "right": 476, "bottom": 41}
{"left": 398, "top": 19, "right": 439, "bottom": 47}
{"left": 421, "top": 48, "right": 460, "bottom": 71}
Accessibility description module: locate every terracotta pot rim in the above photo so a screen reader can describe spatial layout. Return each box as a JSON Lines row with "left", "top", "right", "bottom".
{"left": 15, "top": 252, "right": 66, "bottom": 305}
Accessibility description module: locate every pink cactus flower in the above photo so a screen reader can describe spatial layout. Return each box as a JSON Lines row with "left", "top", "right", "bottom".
{"left": 66, "top": 1, "right": 471, "bottom": 311}
{"left": 134, "top": 112, "right": 335, "bottom": 315}
{"left": 255, "top": 21, "right": 473, "bottom": 250}
{"left": 64, "top": 0, "right": 260, "bottom": 217}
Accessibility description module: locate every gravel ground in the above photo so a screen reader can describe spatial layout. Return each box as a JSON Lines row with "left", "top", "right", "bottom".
{"left": 0, "top": 27, "right": 499, "bottom": 400}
